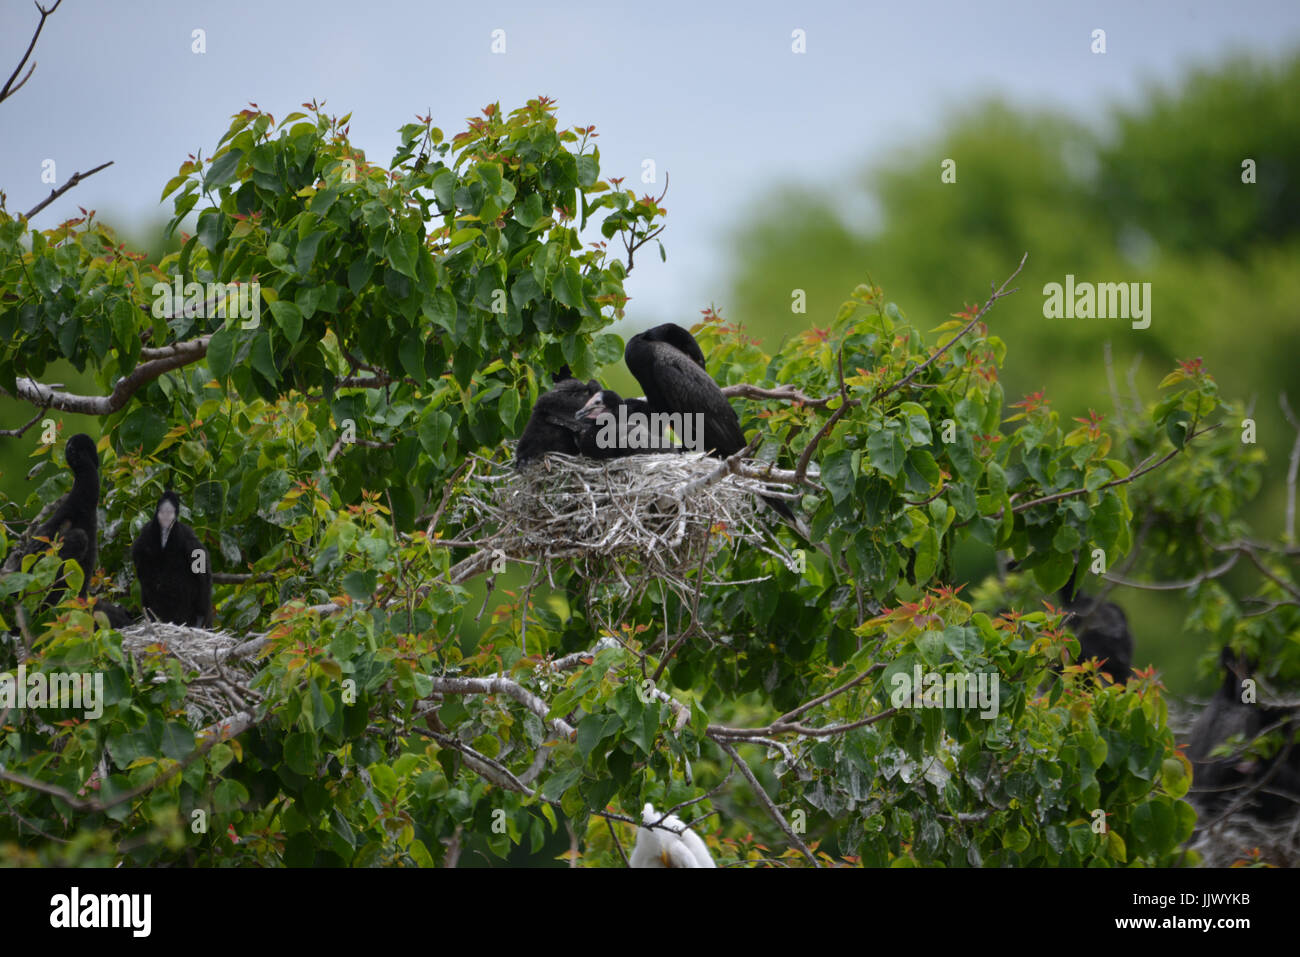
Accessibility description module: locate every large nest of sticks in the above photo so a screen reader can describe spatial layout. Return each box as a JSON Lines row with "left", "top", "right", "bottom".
{"left": 446, "top": 449, "right": 801, "bottom": 603}
{"left": 118, "top": 621, "right": 262, "bottom": 728}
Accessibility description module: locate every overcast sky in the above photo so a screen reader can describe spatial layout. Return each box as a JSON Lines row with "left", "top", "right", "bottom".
{"left": 2, "top": 0, "right": 1298, "bottom": 327}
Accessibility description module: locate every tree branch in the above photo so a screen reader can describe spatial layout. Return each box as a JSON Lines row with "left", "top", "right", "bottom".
{"left": 874, "top": 251, "right": 1027, "bottom": 404}
{"left": 23, "top": 160, "right": 114, "bottom": 221}
{"left": 716, "top": 740, "right": 817, "bottom": 867}
{"left": 0, "top": 0, "right": 63, "bottom": 105}
{"left": 3, "top": 335, "right": 210, "bottom": 415}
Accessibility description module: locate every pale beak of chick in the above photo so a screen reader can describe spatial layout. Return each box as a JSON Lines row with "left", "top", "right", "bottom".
{"left": 576, "top": 393, "right": 606, "bottom": 421}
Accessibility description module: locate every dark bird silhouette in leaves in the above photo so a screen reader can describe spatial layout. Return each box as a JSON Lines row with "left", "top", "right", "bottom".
{"left": 515, "top": 377, "right": 602, "bottom": 468}
{"left": 132, "top": 491, "right": 213, "bottom": 627}
{"left": 4, "top": 433, "right": 102, "bottom": 609}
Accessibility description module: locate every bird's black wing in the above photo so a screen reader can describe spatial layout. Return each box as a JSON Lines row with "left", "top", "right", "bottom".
{"left": 644, "top": 343, "right": 746, "bottom": 457}
{"left": 173, "top": 523, "right": 214, "bottom": 627}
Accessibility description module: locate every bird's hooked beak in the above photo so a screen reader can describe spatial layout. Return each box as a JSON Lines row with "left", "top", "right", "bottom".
{"left": 576, "top": 392, "right": 607, "bottom": 422}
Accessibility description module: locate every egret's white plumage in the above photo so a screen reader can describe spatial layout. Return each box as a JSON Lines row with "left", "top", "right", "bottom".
{"left": 628, "top": 803, "right": 716, "bottom": 868}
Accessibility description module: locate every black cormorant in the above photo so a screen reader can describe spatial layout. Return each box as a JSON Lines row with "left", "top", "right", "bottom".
{"left": 624, "top": 324, "right": 745, "bottom": 459}
{"left": 515, "top": 377, "right": 602, "bottom": 468}
{"left": 574, "top": 389, "right": 660, "bottom": 458}
{"left": 6, "top": 433, "right": 101, "bottom": 607}
{"left": 1058, "top": 585, "right": 1134, "bottom": 684}
{"left": 1187, "top": 648, "right": 1300, "bottom": 821}
{"left": 132, "top": 491, "right": 213, "bottom": 627}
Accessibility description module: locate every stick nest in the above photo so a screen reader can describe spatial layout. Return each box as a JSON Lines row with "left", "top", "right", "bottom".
{"left": 448, "top": 449, "right": 800, "bottom": 601}
{"left": 118, "top": 621, "right": 261, "bottom": 728}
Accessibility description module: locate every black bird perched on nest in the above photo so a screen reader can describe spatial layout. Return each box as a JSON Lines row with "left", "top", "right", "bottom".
{"left": 1187, "top": 648, "right": 1300, "bottom": 822}
{"left": 626, "top": 323, "right": 801, "bottom": 526}
{"left": 515, "top": 377, "right": 602, "bottom": 468}
{"left": 132, "top": 491, "right": 213, "bottom": 627}
{"left": 4, "top": 433, "right": 102, "bottom": 608}
{"left": 625, "top": 323, "right": 745, "bottom": 459}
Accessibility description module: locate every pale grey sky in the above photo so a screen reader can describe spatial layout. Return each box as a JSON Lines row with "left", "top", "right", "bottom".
{"left": 2, "top": 0, "right": 1298, "bottom": 326}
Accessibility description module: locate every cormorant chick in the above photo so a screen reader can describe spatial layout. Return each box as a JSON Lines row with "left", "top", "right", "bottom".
{"left": 515, "top": 378, "right": 601, "bottom": 468}
{"left": 574, "top": 389, "right": 660, "bottom": 458}
{"left": 132, "top": 491, "right": 213, "bottom": 627}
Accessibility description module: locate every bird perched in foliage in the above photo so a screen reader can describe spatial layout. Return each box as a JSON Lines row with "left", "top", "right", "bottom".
{"left": 1058, "top": 571, "right": 1134, "bottom": 684}
{"left": 626, "top": 323, "right": 800, "bottom": 525}
{"left": 628, "top": 803, "right": 716, "bottom": 868}
{"left": 4, "top": 433, "right": 101, "bottom": 607}
{"left": 515, "top": 377, "right": 602, "bottom": 468}
{"left": 132, "top": 491, "right": 213, "bottom": 627}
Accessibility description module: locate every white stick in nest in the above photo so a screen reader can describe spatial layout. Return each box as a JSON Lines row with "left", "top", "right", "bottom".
{"left": 440, "top": 447, "right": 799, "bottom": 605}
{"left": 118, "top": 621, "right": 261, "bottom": 727}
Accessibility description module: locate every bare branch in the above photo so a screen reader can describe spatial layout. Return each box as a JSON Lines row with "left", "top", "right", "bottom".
{"left": 874, "top": 252, "right": 1027, "bottom": 404}
{"left": 0, "top": 0, "right": 64, "bottom": 104}
{"left": 795, "top": 348, "right": 852, "bottom": 484}
{"left": 23, "top": 160, "right": 114, "bottom": 221}
{"left": 721, "top": 382, "right": 836, "bottom": 409}
{"left": 1101, "top": 552, "right": 1239, "bottom": 592}
{"left": 424, "top": 675, "right": 576, "bottom": 740}
{"left": 0, "top": 401, "right": 50, "bottom": 438}
{"left": 716, "top": 740, "right": 817, "bottom": 867}
{"left": 3, "top": 336, "right": 210, "bottom": 415}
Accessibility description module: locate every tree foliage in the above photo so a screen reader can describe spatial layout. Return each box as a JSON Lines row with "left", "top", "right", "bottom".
{"left": 1, "top": 97, "right": 1286, "bottom": 867}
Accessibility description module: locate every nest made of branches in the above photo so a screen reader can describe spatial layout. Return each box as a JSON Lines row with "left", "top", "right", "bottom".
{"left": 446, "top": 449, "right": 801, "bottom": 604}
{"left": 118, "top": 621, "right": 262, "bottom": 728}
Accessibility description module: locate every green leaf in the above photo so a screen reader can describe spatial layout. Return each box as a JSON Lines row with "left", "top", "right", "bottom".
{"left": 269, "top": 300, "right": 303, "bottom": 344}
{"left": 385, "top": 229, "right": 418, "bottom": 279}
{"left": 1165, "top": 410, "right": 1192, "bottom": 449}
{"left": 1032, "top": 550, "right": 1075, "bottom": 594}
{"left": 296, "top": 230, "right": 325, "bottom": 274}
{"left": 399, "top": 331, "right": 425, "bottom": 380}
{"left": 348, "top": 257, "right": 375, "bottom": 295}
{"left": 342, "top": 569, "right": 378, "bottom": 601}
{"left": 821, "top": 451, "right": 856, "bottom": 504}
{"left": 206, "top": 326, "right": 237, "bottom": 379}
{"left": 417, "top": 408, "right": 453, "bottom": 455}
{"left": 576, "top": 154, "right": 599, "bottom": 188}
{"left": 249, "top": 329, "right": 278, "bottom": 382}
{"left": 204, "top": 148, "right": 243, "bottom": 189}
{"left": 913, "top": 527, "right": 940, "bottom": 583}
{"left": 868, "top": 429, "right": 906, "bottom": 479}
{"left": 515, "top": 193, "right": 544, "bottom": 229}
{"left": 553, "top": 265, "right": 583, "bottom": 309}
{"left": 118, "top": 407, "right": 168, "bottom": 453}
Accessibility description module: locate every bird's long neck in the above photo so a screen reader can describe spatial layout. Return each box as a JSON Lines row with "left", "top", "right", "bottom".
{"left": 69, "top": 467, "right": 99, "bottom": 519}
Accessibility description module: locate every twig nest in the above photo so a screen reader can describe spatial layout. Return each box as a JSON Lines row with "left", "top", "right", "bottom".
{"left": 118, "top": 621, "right": 260, "bottom": 728}
{"left": 450, "top": 449, "right": 798, "bottom": 591}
